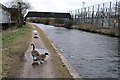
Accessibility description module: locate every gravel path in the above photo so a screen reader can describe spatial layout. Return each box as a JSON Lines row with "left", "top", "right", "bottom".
{"left": 19, "top": 24, "right": 81, "bottom": 79}
{"left": 20, "top": 29, "right": 56, "bottom": 78}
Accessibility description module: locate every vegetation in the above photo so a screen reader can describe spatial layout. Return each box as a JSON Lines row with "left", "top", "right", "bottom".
{"left": 53, "top": 18, "right": 64, "bottom": 24}
{"left": 71, "top": 23, "right": 119, "bottom": 37}
{"left": 64, "top": 20, "right": 74, "bottom": 29}
{"left": 6, "top": 1, "right": 31, "bottom": 27}
{"left": 2, "top": 25, "right": 32, "bottom": 78}
{"left": 28, "top": 17, "right": 74, "bottom": 28}
{"left": 29, "top": 18, "right": 50, "bottom": 25}
{"left": 29, "top": 18, "right": 65, "bottom": 25}
{"left": 3, "top": 1, "right": 31, "bottom": 77}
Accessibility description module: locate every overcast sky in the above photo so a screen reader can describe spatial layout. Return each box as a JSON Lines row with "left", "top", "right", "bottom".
{"left": 0, "top": 0, "right": 117, "bottom": 12}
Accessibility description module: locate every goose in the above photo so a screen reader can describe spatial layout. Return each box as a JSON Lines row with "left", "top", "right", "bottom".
{"left": 37, "top": 52, "right": 49, "bottom": 64}
{"left": 31, "top": 44, "right": 40, "bottom": 62}
{"left": 31, "top": 44, "right": 49, "bottom": 64}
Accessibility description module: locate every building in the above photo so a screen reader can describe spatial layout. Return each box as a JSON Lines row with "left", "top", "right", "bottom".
{"left": 0, "top": 3, "right": 11, "bottom": 24}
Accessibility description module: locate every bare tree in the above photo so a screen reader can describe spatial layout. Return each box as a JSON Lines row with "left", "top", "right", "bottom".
{"left": 5, "top": 1, "right": 31, "bottom": 27}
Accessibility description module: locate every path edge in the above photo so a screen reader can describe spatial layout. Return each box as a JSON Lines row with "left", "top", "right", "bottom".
{"left": 32, "top": 23, "right": 82, "bottom": 79}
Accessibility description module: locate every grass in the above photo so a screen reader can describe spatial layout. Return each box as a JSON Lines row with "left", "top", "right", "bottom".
{"left": 71, "top": 23, "right": 119, "bottom": 37}
{"left": 2, "top": 25, "right": 32, "bottom": 78}
{"left": 32, "top": 24, "right": 72, "bottom": 78}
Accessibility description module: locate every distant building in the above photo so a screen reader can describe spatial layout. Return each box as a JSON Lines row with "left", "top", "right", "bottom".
{"left": 0, "top": 3, "right": 11, "bottom": 24}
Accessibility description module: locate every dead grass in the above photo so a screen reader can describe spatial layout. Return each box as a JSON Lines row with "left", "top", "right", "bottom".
{"left": 71, "top": 23, "right": 119, "bottom": 37}
{"left": 2, "top": 25, "right": 32, "bottom": 78}
{"left": 32, "top": 24, "right": 72, "bottom": 78}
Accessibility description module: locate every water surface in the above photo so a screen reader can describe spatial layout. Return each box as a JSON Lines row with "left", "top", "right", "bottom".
{"left": 34, "top": 23, "right": 118, "bottom": 78}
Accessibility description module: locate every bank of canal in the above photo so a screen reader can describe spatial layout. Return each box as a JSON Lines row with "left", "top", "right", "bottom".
{"left": 33, "top": 23, "right": 118, "bottom": 78}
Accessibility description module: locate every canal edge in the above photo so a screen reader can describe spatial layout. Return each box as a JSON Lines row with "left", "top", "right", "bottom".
{"left": 48, "top": 37, "right": 82, "bottom": 78}
{"left": 32, "top": 24, "right": 82, "bottom": 78}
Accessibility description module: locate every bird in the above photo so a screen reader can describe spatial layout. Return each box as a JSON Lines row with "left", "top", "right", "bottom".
{"left": 31, "top": 44, "right": 40, "bottom": 62}
{"left": 31, "top": 44, "right": 49, "bottom": 64}
{"left": 37, "top": 52, "right": 49, "bottom": 64}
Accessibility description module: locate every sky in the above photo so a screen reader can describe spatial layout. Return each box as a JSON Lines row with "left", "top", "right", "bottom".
{"left": 0, "top": 0, "right": 117, "bottom": 12}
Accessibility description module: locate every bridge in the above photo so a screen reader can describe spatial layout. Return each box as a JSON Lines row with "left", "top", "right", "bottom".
{"left": 24, "top": 11, "right": 72, "bottom": 21}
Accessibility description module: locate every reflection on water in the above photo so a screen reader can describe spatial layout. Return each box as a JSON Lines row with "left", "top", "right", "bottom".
{"left": 33, "top": 23, "right": 118, "bottom": 78}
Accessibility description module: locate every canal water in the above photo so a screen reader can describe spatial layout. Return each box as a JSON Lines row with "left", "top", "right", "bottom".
{"left": 33, "top": 23, "right": 118, "bottom": 78}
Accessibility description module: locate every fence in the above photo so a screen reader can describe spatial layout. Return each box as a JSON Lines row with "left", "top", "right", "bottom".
{"left": 68, "top": 0, "right": 120, "bottom": 29}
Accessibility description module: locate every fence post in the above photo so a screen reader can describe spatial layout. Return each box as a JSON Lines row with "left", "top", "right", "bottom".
{"left": 75, "top": 10, "right": 77, "bottom": 24}
{"left": 118, "top": 2, "right": 120, "bottom": 79}
{"left": 108, "top": 1, "right": 112, "bottom": 27}
{"left": 74, "top": 10, "right": 75, "bottom": 23}
{"left": 85, "top": 7, "right": 87, "bottom": 22}
{"left": 118, "top": 1, "right": 120, "bottom": 36}
{"left": 102, "top": 3, "right": 105, "bottom": 27}
{"left": 83, "top": 8, "right": 85, "bottom": 23}
{"left": 113, "top": 0, "right": 118, "bottom": 29}
{"left": 88, "top": 7, "right": 90, "bottom": 23}
{"left": 78, "top": 9, "right": 80, "bottom": 23}
{"left": 92, "top": 5, "right": 94, "bottom": 25}
{"left": 81, "top": 8, "right": 83, "bottom": 23}
{"left": 97, "top": 4, "right": 100, "bottom": 27}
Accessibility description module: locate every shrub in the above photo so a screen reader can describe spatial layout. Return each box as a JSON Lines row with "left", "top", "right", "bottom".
{"left": 64, "top": 20, "right": 73, "bottom": 29}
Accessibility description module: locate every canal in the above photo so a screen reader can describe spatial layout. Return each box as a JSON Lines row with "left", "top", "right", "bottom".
{"left": 33, "top": 23, "right": 118, "bottom": 78}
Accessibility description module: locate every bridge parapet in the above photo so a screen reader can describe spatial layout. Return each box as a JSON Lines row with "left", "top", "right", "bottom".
{"left": 24, "top": 11, "right": 72, "bottom": 21}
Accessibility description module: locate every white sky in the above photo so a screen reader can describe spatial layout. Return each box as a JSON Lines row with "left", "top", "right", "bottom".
{"left": 0, "top": 0, "right": 117, "bottom": 12}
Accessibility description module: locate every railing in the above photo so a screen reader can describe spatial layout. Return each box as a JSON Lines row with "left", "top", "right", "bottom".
{"left": 68, "top": 0, "right": 120, "bottom": 29}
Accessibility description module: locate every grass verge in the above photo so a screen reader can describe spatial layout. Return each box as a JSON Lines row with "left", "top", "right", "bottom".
{"left": 2, "top": 24, "right": 32, "bottom": 78}
{"left": 71, "top": 23, "right": 119, "bottom": 37}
